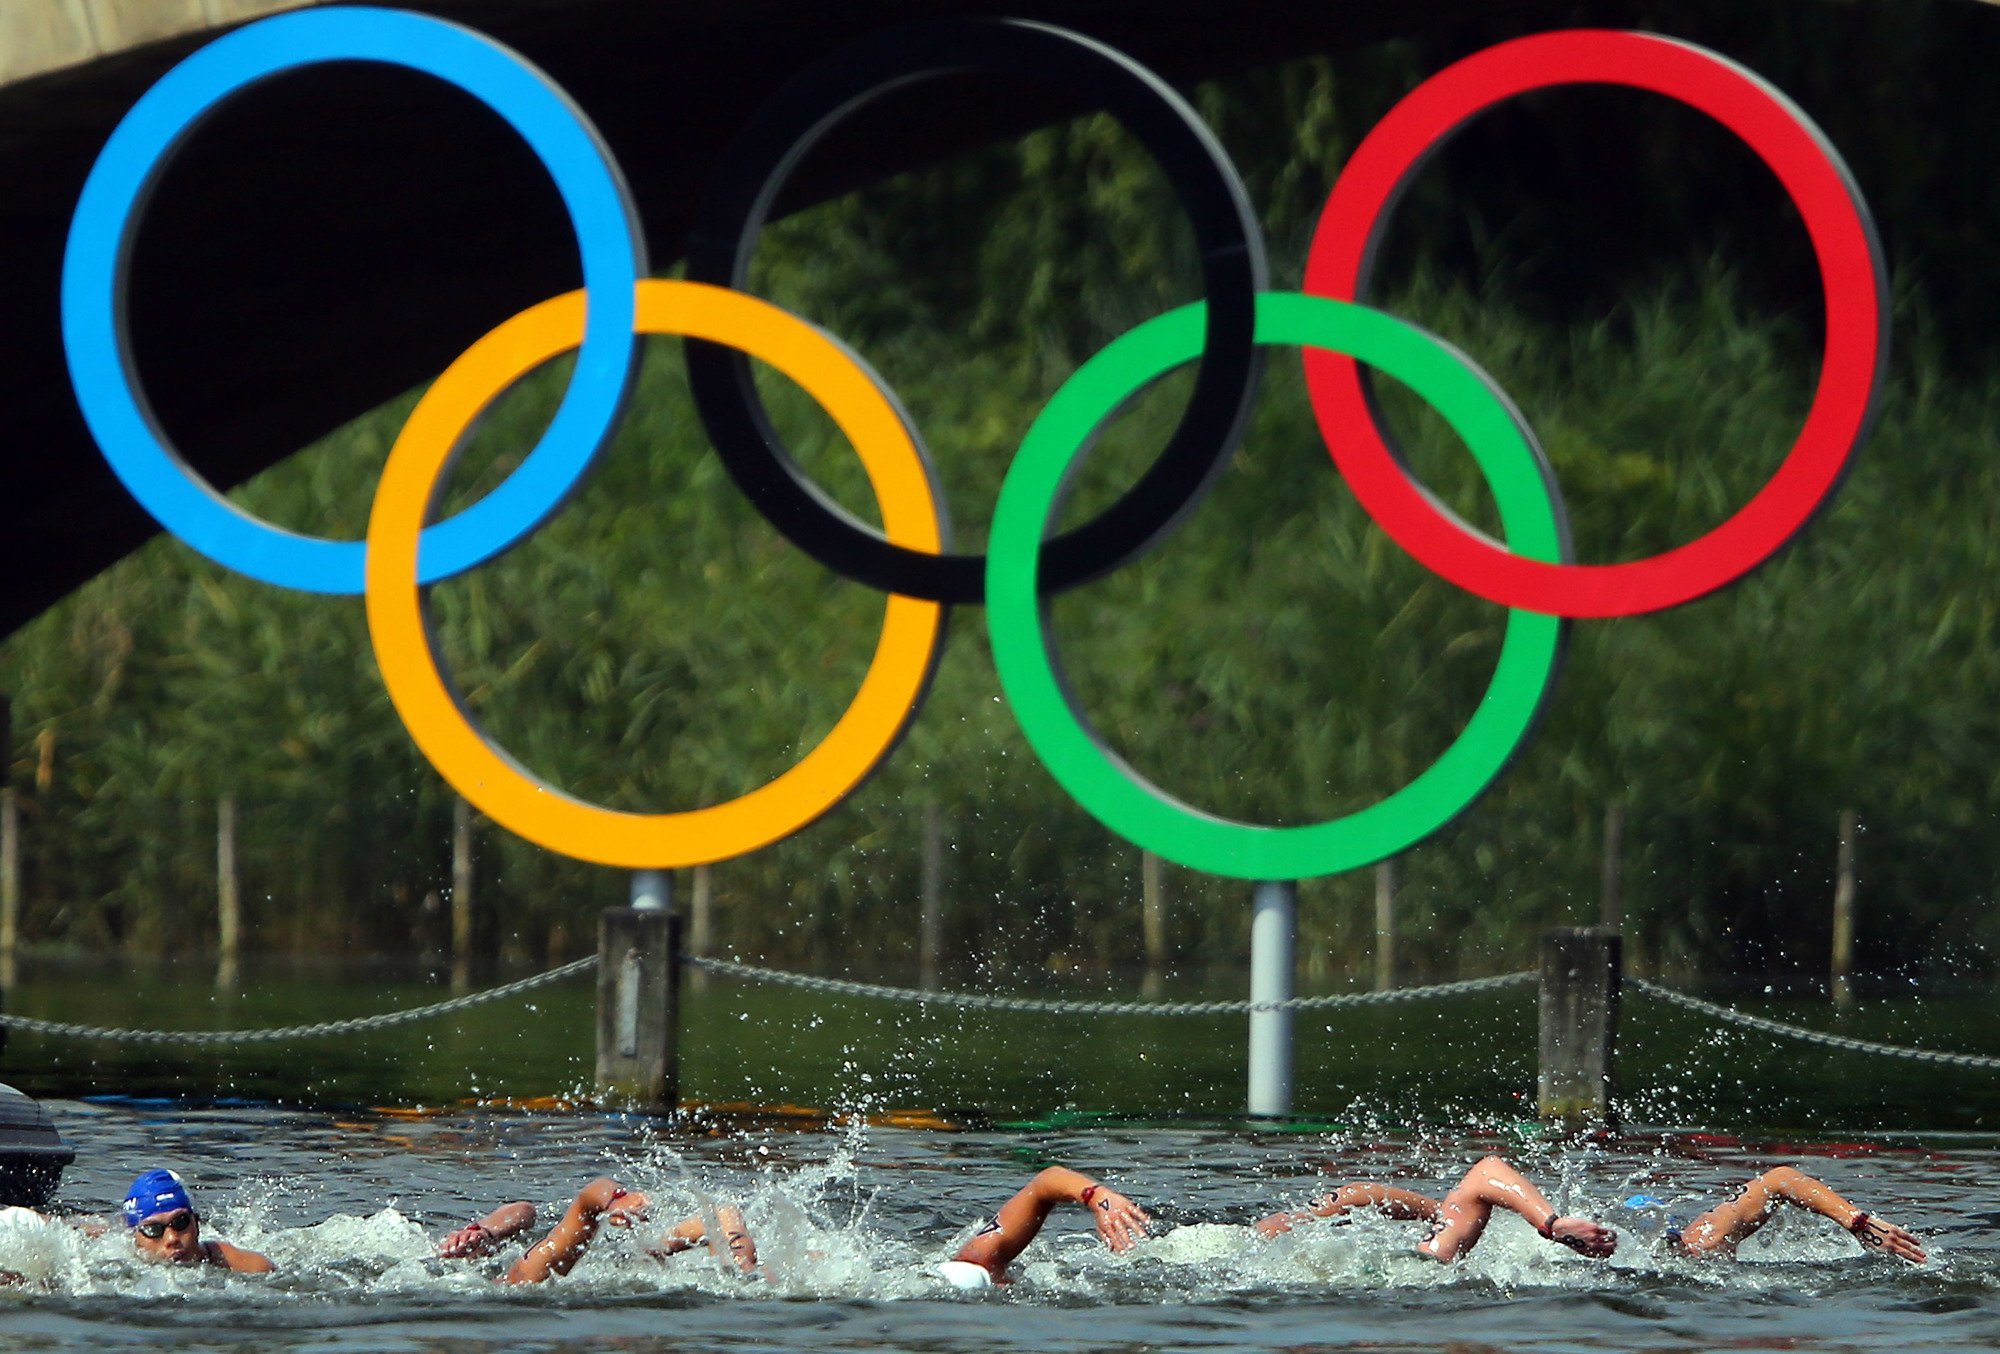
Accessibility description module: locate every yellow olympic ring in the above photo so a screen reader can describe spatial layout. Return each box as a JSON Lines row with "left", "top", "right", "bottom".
{"left": 364, "top": 280, "right": 946, "bottom": 868}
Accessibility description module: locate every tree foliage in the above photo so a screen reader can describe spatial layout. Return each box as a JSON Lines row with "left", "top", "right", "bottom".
{"left": 6, "top": 14, "right": 2000, "bottom": 981}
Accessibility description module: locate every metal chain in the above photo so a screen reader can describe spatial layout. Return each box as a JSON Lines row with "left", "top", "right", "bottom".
{"left": 1629, "top": 977, "right": 2000, "bottom": 1070}
{"left": 0, "top": 955, "right": 600, "bottom": 1046}
{"left": 684, "top": 955, "right": 1534, "bottom": 1015}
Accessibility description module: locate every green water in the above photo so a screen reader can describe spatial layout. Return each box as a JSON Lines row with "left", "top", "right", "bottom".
{"left": 0, "top": 956, "right": 1993, "bottom": 1136}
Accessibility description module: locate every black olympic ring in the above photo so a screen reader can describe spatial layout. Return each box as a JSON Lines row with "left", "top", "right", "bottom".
{"left": 684, "top": 16, "right": 1269, "bottom": 605}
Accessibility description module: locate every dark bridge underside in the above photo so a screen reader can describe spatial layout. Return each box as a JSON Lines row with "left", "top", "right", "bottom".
{"left": 0, "top": 0, "right": 1572, "bottom": 635}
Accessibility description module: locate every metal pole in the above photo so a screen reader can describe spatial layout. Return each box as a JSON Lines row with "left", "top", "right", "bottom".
{"left": 1248, "top": 879, "right": 1296, "bottom": 1117}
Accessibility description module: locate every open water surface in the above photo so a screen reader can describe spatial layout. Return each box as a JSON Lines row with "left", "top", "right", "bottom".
{"left": 0, "top": 957, "right": 1989, "bottom": 1348}
{"left": 0, "top": 1104, "right": 1991, "bottom": 1352}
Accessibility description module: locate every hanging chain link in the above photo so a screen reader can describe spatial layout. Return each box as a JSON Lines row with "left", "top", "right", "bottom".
{"left": 683, "top": 954, "right": 1535, "bottom": 1015}
{"left": 1628, "top": 977, "right": 2000, "bottom": 1070}
{"left": 9, "top": 953, "right": 1984, "bottom": 1070}
{"left": 0, "top": 955, "right": 599, "bottom": 1046}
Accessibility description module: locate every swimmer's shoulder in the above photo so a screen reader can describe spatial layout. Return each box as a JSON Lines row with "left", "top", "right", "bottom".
{"left": 205, "top": 1239, "right": 276, "bottom": 1274}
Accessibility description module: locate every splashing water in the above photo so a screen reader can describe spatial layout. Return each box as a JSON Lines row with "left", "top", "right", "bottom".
{"left": 1, "top": 1101, "right": 1992, "bottom": 1351}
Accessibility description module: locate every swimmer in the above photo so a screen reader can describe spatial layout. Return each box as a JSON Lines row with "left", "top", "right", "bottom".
{"left": 1254, "top": 1155, "right": 1618, "bottom": 1262}
{"left": 120, "top": 1168, "right": 273, "bottom": 1273}
{"left": 441, "top": 1177, "right": 759, "bottom": 1284}
{"left": 1643, "top": 1165, "right": 1927, "bottom": 1264}
{"left": 937, "top": 1166, "right": 1150, "bottom": 1288}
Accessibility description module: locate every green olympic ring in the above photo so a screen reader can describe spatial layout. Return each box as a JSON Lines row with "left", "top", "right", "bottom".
{"left": 986, "top": 291, "right": 1567, "bottom": 880}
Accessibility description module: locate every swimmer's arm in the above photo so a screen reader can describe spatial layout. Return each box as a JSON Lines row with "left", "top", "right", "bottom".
{"left": 206, "top": 1239, "right": 275, "bottom": 1274}
{"left": 650, "top": 1206, "right": 759, "bottom": 1273}
{"left": 953, "top": 1167, "right": 1150, "bottom": 1279}
{"left": 503, "top": 1178, "right": 646, "bottom": 1284}
{"left": 439, "top": 1201, "right": 537, "bottom": 1258}
{"left": 1761, "top": 1168, "right": 1928, "bottom": 1264}
{"left": 1256, "top": 1183, "right": 1439, "bottom": 1237}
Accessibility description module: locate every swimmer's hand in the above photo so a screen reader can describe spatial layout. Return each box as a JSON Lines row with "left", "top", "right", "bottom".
{"left": 1544, "top": 1216, "right": 1617, "bottom": 1259}
{"left": 722, "top": 1225, "right": 759, "bottom": 1275}
{"left": 1850, "top": 1212, "right": 1927, "bottom": 1265}
{"left": 602, "top": 1189, "right": 651, "bottom": 1228}
{"left": 439, "top": 1201, "right": 537, "bottom": 1258}
{"left": 437, "top": 1222, "right": 497, "bottom": 1259}
{"left": 1083, "top": 1185, "right": 1150, "bottom": 1253}
{"left": 1254, "top": 1210, "right": 1300, "bottom": 1239}
{"left": 1255, "top": 1196, "right": 1339, "bottom": 1238}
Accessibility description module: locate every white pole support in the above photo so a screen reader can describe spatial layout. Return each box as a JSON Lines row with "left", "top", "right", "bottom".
{"left": 1247, "top": 879, "right": 1296, "bottom": 1117}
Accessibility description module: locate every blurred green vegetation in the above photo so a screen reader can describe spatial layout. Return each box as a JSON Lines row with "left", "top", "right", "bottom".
{"left": 6, "top": 14, "right": 2000, "bottom": 986}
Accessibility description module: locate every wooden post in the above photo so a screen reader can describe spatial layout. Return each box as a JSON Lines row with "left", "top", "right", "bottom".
{"left": 595, "top": 903, "right": 682, "bottom": 1110}
{"left": 1537, "top": 927, "right": 1621, "bottom": 1125}
{"left": 1599, "top": 800, "right": 1625, "bottom": 930}
{"left": 1373, "top": 858, "right": 1398, "bottom": 991}
{"left": 450, "top": 796, "right": 474, "bottom": 990}
{"left": 1831, "top": 809, "right": 1858, "bottom": 1007}
{"left": 1142, "top": 849, "right": 1167, "bottom": 968}
{"left": 919, "top": 803, "right": 944, "bottom": 990}
{"left": 216, "top": 794, "right": 240, "bottom": 988}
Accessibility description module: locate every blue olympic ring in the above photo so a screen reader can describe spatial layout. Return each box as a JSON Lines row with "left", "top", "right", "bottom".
{"left": 60, "top": 6, "right": 646, "bottom": 594}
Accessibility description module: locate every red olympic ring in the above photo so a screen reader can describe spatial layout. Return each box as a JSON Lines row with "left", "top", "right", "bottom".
{"left": 1303, "top": 28, "right": 1888, "bottom": 618}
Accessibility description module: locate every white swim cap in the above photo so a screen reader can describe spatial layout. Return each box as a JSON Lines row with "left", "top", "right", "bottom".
{"left": 934, "top": 1259, "right": 995, "bottom": 1291}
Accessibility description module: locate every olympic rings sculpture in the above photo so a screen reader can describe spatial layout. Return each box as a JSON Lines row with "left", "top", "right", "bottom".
{"left": 59, "top": 8, "right": 1887, "bottom": 879}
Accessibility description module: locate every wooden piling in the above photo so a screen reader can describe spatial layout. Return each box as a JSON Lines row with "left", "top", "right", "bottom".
{"left": 1373, "top": 858, "right": 1398, "bottom": 991}
{"left": 595, "top": 904, "right": 683, "bottom": 1110}
{"left": 1832, "top": 809, "right": 1858, "bottom": 1006}
{"left": 1537, "top": 927, "right": 1621, "bottom": 1125}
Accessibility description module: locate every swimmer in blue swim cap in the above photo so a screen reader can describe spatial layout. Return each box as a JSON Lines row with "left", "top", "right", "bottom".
{"left": 1255, "top": 1155, "right": 1617, "bottom": 1262}
{"left": 120, "top": 1168, "right": 273, "bottom": 1273}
